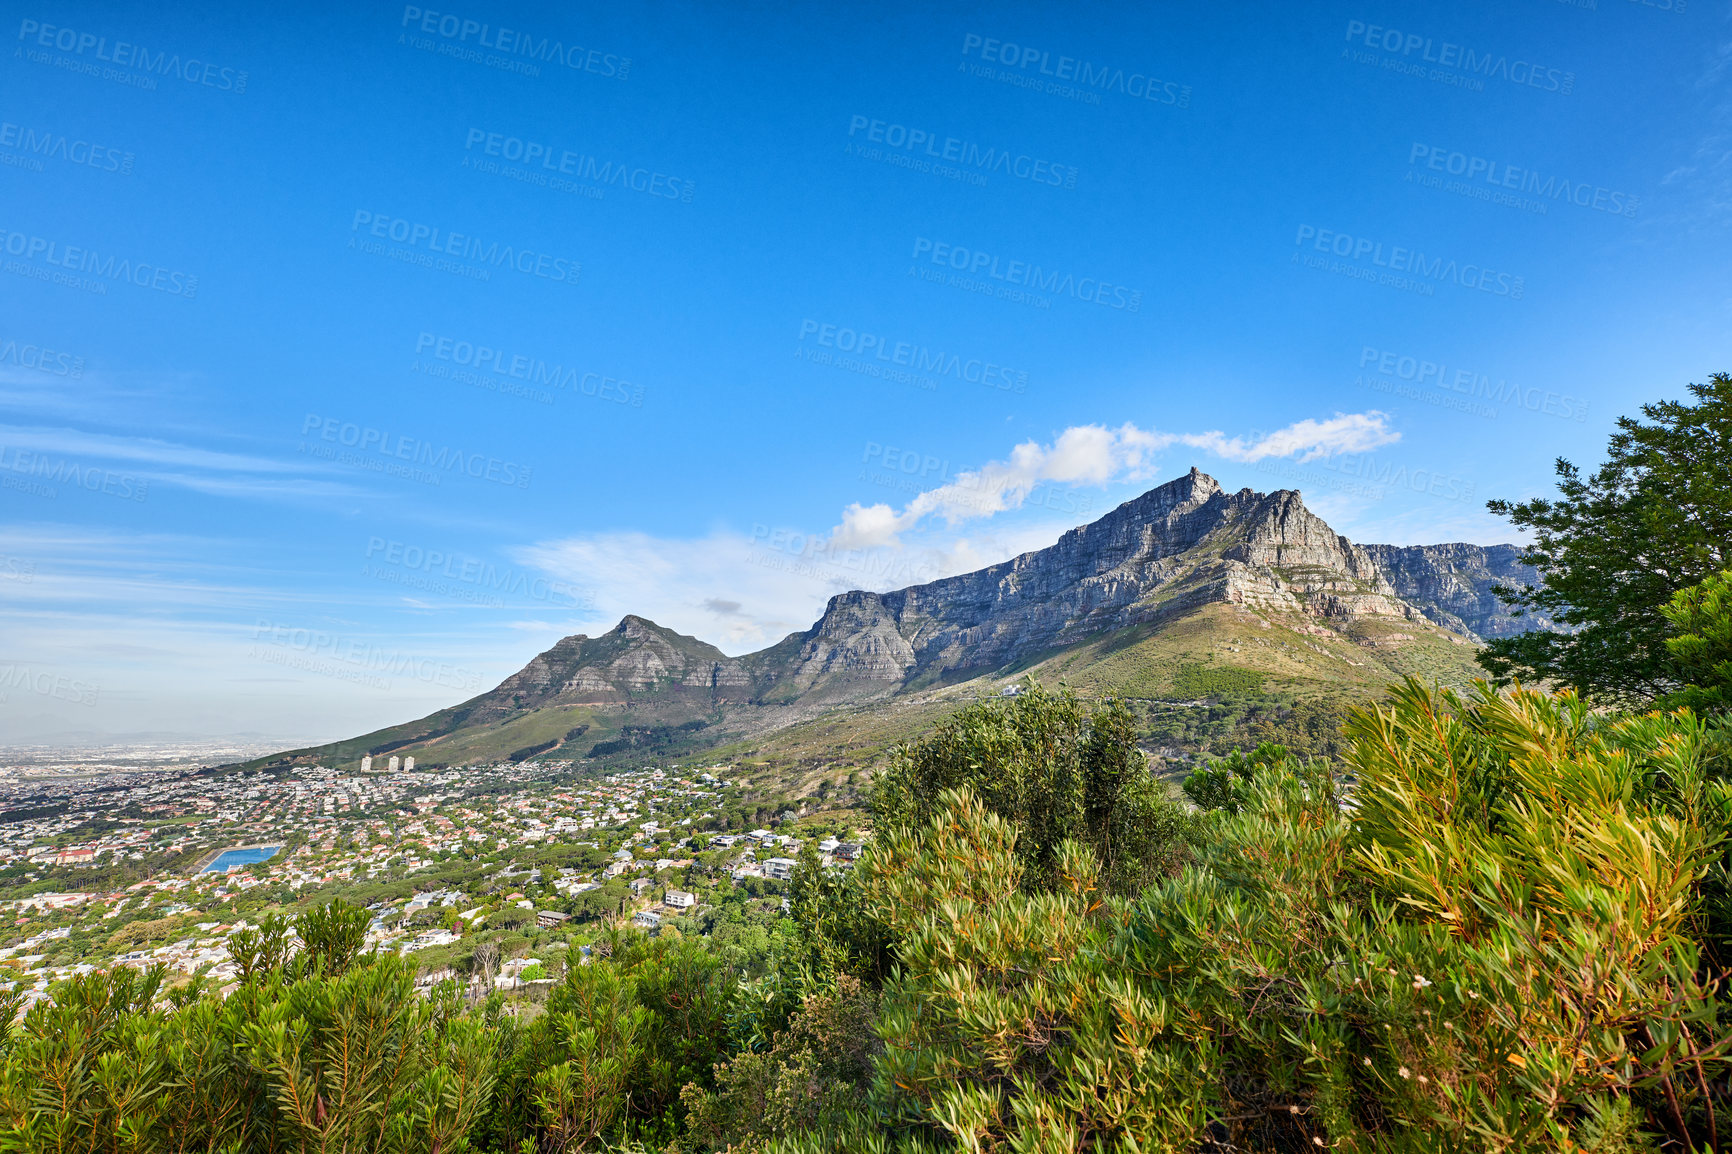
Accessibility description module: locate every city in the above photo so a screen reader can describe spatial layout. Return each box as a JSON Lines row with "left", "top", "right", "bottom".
{"left": 0, "top": 755, "right": 866, "bottom": 1008}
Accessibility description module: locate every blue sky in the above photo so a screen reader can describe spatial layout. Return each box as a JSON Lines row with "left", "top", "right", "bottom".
{"left": 1, "top": 0, "right": 1726, "bottom": 743}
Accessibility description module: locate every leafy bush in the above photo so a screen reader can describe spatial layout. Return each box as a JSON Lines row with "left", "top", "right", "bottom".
{"left": 773, "top": 680, "right": 1732, "bottom": 1151}
{"left": 0, "top": 945, "right": 494, "bottom": 1152}
{"left": 870, "top": 683, "right": 1199, "bottom": 895}
{"left": 1181, "top": 739, "right": 1310, "bottom": 813}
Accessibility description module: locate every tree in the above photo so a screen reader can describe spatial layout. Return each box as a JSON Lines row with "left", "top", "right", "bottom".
{"left": 870, "top": 683, "right": 1196, "bottom": 895}
{"left": 1657, "top": 569, "right": 1732, "bottom": 716}
{"left": 1479, "top": 372, "right": 1732, "bottom": 705}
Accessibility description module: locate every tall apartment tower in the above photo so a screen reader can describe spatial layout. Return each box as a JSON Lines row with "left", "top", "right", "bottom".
{"left": 404, "top": 756, "right": 416, "bottom": 771}
{"left": 360, "top": 755, "right": 372, "bottom": 772}
{"left": 388, "top": 755, "right": 401, "bottom": 771}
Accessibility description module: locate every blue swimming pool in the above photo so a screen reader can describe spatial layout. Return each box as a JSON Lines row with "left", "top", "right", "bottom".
{"left": 204, "top": 846, "right": 281, "bottom": 872}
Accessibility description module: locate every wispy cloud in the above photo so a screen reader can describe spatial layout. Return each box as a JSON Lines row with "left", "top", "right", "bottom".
{"left": 0, "top": 424, "right": 304, "bottom": 474}
{"left": 0, "top": 423, "right": 362, "bottom": 502}
{"left": 832, "top": 413, "right": 1398, "bottom": 547}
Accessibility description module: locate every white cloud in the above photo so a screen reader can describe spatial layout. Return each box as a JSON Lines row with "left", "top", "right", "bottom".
{"left": 513, "top": 519, "right": 1075, "bottom": 655}
{"left": 832, "top": 413, "right": 1398, "bottom": 547}
{"left": 1187, "top": 412, "right": 1401, "bottom": 464}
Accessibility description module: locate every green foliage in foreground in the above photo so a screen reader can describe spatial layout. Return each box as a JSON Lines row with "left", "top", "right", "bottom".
{"left": 7, "top": 681, "right": 1732, "bottom": 1152}
{"left": 737, "top": 681, "right": 1732, "bottom": 1152}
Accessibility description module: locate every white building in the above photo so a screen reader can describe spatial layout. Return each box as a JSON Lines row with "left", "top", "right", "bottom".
{"left": 404, "top": 756, "right": 415, "bottom": 771}
{"left": 388, "top": 756, "right": 401, "bottom": 771}
{"left": 360, "top": 755, "right": 372, "bottom": 772}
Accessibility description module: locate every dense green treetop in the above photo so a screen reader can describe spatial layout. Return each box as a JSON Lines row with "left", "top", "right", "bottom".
{"left": 1480, "top": 372, "right": 1732, "bottom": 705}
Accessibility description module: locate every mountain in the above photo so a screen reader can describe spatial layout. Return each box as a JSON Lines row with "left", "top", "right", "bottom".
{"left": 246, "top": 469, "right": 1548, "bottom": 773}
{"left": 1358, "top": 542, "right": 1550, "bottom": 639}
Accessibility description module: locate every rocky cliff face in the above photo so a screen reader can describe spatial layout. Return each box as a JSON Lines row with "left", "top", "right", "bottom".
{"left": 505, "top": 471, "right": 1547, "bottom": 709}
{"left": 1359, "top": 543, "right": 1551, "bottom": 639}
{"left": 755, "top": 469, "right": 1444, "bottom": 689}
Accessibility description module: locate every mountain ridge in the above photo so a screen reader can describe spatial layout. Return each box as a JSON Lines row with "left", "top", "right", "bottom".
{"left": 245, "top": 469, "right": 1549, "bottom": 771}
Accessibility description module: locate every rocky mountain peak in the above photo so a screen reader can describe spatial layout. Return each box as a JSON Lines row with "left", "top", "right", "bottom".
{"left": 512, "top": 474, "right": 1548, "bottom": 705}
{"left": 615, "top": 613, "right": 668, "bottom": 640}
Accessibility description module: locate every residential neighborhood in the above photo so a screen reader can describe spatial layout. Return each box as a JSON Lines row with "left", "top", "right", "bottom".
{"left": 0, "top": 755, "right": 868, "bottom": 1007}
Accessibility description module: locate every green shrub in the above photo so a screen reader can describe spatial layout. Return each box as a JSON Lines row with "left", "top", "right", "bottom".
{"left": 771, "top": 680, "right": 1732, "bottom": 1151}
{"left": 0, "top": 949, "right": 494, "bottom": 1152}
{"left": 870, "top": 683, "right": 1198, "bottom": 895}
